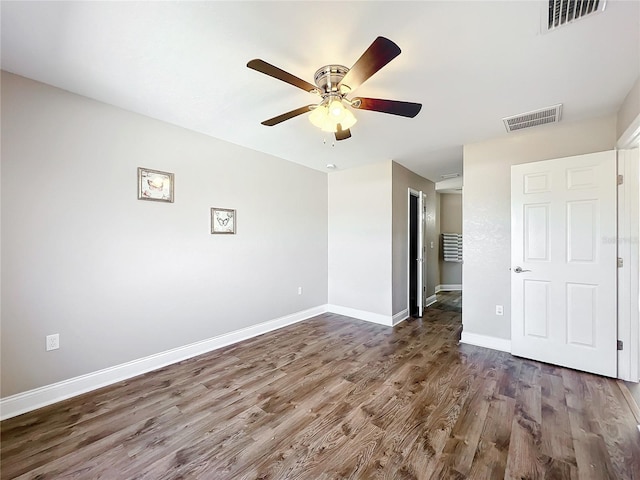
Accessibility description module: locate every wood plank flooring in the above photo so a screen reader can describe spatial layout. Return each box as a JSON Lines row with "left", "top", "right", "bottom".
{"left": 2, "top": 292, "right": 639, "bottom": 479}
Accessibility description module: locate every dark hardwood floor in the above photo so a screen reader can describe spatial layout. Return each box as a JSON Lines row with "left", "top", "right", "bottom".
{"left": 2, "top": 292, "right": 639, "bottom": 479}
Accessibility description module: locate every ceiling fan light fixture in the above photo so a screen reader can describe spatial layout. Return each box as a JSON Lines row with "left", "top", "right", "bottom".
{"left": 321, "top": 121, "right": 337, "bottom": 133}
{"left": 248, "top": 37, "right": 420, "bottom": 139}
{"left": 340, "top": 108, "right": 357, "bottom": 130}
{"left": 309, "top": 104, "right": 336, "bottom": 132}
{"left": 309, "top": 99, "right": 357, "bottom": 133}
{"left": 309, "top": 104, "right": 328, "bottom": 128}
{"left": 329, "top": 98, "right": 346, "bottom": 120}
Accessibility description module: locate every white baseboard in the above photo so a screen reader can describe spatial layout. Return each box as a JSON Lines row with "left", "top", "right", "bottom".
{"left": 326, "top": 305, "right": 410, "bottom": 327}
{"left": 392, "top": 309, "right": 409, "bottom": 326}
{"left": 0, "top": 305, "right": 327, "bottom": 421}
{"left": 425, "top": 294, "right": 438, "bottom": 307}
{"left": 436, "top": 284, "right": 462, "bottom": 292}
{"left": 460, "top": 331, "right": 511, "bottom": 353}
{"left": 326, "top": 304, "right": 394, "bottom": 326}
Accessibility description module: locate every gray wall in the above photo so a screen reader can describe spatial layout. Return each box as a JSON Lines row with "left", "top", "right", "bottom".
{"left": 328, "top": 161, "right": 393, "bottom": 316}
{"left": 1, "top": 72, "right": 328, "bottom": 397}
{"left": 439, "top": 193, "right": 462, "bottom": 286}
{"left": 462, "top": 114, "right": 617, "bottom": 340}
{"left": 391, "top": 162, "right": 437, "bottom": 312}
{"left": 327, "top": 160, "right": 436, "bottom": 318}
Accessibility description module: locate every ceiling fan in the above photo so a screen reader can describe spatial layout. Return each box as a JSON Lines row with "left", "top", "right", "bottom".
{"left": 247, "top": 36, "right": 422, "bottom": 141}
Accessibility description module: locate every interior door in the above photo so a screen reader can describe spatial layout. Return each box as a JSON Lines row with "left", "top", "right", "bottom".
{"left": 511, "top": 150, "right": 617, "bottom": 377}
{"left": 417, "top": 191, "right": 424, "bottom": 317}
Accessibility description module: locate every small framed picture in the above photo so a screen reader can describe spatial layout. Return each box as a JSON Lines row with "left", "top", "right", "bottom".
{"left": 211, "top": 208, "right": 236, "bottom": 234}
{"left": 138, "top": 167, "right": 174, "bottom": 203}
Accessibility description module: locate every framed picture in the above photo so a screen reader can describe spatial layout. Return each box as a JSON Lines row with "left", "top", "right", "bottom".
{"left": 211, "top": 208, "right": 236, "bottom": 234}
{"left": 138, "top": 167, "right": 174, "bottom": 203}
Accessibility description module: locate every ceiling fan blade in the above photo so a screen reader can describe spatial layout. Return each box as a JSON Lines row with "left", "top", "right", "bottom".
{"left": 261, "top": 105, "right": 314, "bottom": 126}
{"left": 335, "top": 124, "right": 351, "bottom": 141}
{"left": 352, "top": 98, "right": 422, "bottom": 118}
{"left": 338, "top": 37, "right": 401, "bottom": 92}
{"left": 247, "top": 59, "right": 317, "bottom": 93}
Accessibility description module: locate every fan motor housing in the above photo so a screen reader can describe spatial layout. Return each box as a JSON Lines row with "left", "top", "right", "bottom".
{"left": 314, "top": 65, "right": 349, "bottom": 94}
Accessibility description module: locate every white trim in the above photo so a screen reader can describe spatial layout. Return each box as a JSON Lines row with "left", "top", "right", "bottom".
{"left": 392, "top": 309, "right": 409, "bottom": 326}
{"left": 418, "top": 191, "right": 425, "bottom": 317}
{"left": 436, "top": 177, "right": 463, "bottom": 192}
{"left": 408, "top": 188, "right": 417, "bottom": 316}
{"left": 460, "top": 331, "right": 511, "bottom": 353}
{"left": 425, "top": 294, "right": 438, "bottom": 307}
{"left": 617, "top": 148, "right": 640, "bottom": 382}
{"left": 617, "top": 113, "right": 640, "bottom": 149}
{"left": 326, "top": 304, "right": 393, "bottom": 326}
{"left": 436, "top": 284, "right": 462, "bottom": 292}
{"left": 407, "top": 188, "right": 425, "bottom": 317}
{"left": 0, "top": 305, "right": 327, "bottom": 420}
{"left": 327, "top": 306, "right": 409, "bottom": 326}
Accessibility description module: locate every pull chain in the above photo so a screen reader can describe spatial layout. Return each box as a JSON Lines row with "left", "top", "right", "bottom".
{"left": 322, "top": 136, "right": 336, "bottom": 147}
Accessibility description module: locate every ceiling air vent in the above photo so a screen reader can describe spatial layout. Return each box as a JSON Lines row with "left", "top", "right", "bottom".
{"left": 546, "top": 0, "right": 606, "bottom": 31}
{"left": 503, "top": 104, "right": 563, "bottom": 133}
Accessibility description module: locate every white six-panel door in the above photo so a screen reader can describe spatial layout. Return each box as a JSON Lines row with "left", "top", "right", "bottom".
{"left": 511, "top": 150, "right": 617, "bottom": 377}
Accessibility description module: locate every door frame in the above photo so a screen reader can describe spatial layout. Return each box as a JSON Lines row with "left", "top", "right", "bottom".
{"left": 617, "top": 108, "right": 640, "bottom": 382}
{"left": 408, "top": 189, "right": 425, "bottom": 316}
{"left": 617, "top": 148, "right": 639, "bottom": 382}
{"left": 616, "top": 113, "right": 640, "bottom": 381}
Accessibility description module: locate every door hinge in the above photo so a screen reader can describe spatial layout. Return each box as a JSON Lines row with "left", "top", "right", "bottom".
{"left": 617, "top": 340, "right": 623, "bottom": 351}
{"left": 618, "top": 257, "right": 624, "bottom": 268}
{"left": 618, "top": 174, "right": 624, "bottom": 185}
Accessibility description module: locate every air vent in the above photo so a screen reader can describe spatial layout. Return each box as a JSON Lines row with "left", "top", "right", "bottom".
{"left": 503, "top": 104, "right": 563, "bottom": 133}
{"left": 546, "top": 0, "right": 606, "bottom": 31}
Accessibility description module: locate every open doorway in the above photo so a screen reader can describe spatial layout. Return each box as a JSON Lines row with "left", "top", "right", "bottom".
{"left": 409, "top": 193, "right": 418, "bottom": 316}
{"left": 408, "top": 189, "right": 424, "bottom": 317}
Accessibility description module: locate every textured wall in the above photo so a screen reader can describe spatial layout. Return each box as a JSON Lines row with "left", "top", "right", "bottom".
{"left": 462, "top": 115, "right": 617, "bottom": 340}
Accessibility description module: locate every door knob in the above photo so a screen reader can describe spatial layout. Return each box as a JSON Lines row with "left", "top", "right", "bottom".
{"left": 513, "top": 266, "right": 531, "bottom": 273}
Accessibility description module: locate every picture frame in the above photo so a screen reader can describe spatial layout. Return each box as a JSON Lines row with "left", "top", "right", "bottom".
{"left": 211, "top": 208, "right": 236, "bottom": 234}
{"left": 138, "top": 167, "right": 174, "bottom": 203}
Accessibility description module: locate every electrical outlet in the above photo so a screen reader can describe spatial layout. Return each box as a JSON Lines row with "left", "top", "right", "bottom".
{"left": 297, "top": 286, "right": 303, "bottom": 295}
{"left": 46, "top": 334, "right": 59, "bottom": 351}
{"left": 495, "top": 305, "right": 504, "bottom": 316}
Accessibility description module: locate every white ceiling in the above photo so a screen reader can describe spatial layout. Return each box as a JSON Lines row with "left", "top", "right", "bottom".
{"left": 2, "top": 1, "right": 638, "bottom": 181}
